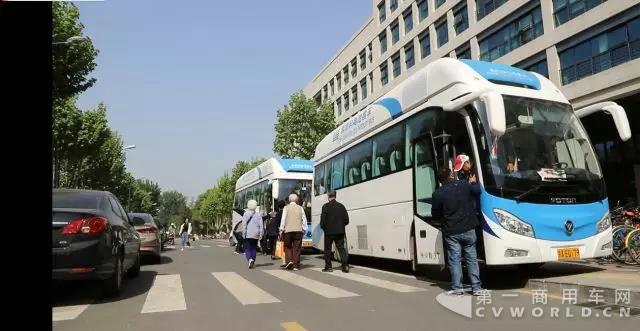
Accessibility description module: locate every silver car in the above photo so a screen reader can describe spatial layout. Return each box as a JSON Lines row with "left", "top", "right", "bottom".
{"left": 128, "top": 213, "right": 162, "bottom": 264}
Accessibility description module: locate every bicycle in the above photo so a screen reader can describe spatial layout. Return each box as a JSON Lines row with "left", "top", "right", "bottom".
{"left": 610, "top": 205, "right": 640, "bottom": 265}
{"left": 626, "top": 228, "right": 640, "bottom": 264}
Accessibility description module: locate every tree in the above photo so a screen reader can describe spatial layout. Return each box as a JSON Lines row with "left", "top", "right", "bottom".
{"left": 273, "top": 91, "right": 336, "bottom": 159}
{"left": 52, "top": 2, "right": 99, "bottom": 102}
{"left": 127, "top": 179, "right": 162, "bottom": 216}
{"left": 158, "top": 191, "right": 189, "bottom": 228}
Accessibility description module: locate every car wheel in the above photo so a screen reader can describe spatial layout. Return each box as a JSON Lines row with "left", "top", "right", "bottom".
{"left": 103, "top": 256, "right": 123, "bottom": 297}
{"left": 128, "top": 252, "right": 141, "bottom": 278}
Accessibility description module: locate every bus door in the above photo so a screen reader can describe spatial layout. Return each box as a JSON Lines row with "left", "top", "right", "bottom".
{"left": 411, "top": 133, "right": 445, "bottom": 267}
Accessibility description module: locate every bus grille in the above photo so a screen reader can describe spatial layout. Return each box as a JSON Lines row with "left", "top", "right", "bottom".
{"left": 357, "top": 225, "right": 368, "bottom": 250}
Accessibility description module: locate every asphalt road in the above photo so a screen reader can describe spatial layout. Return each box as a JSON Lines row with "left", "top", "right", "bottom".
{"left": 52, "top": 239, "right": 638, "bottom": 331}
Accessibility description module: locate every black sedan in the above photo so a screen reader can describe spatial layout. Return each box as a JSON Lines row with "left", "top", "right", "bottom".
{"left": 52, "top": 189, "right": 141, "bottom": 296}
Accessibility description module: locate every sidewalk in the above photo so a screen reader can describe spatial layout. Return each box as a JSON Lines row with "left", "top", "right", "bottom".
{"left": 527, "top": 260, "right": 640, "bottom": 305}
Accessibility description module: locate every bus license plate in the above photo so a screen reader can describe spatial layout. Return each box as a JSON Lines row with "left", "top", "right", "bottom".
{"left": 303, "top": 241, "right": 313, "bottom": 247}
{"left": 557, "top": 248, "right": 580, "bottom": 260}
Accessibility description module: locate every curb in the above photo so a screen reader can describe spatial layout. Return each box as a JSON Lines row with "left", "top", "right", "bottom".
{"left": 527, "top": 278, "right": 640, "bottom": 306}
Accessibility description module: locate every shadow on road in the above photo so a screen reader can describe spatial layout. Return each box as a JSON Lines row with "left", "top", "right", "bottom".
{"left": 52, "top": 270, "right": 158, "bottom": 307}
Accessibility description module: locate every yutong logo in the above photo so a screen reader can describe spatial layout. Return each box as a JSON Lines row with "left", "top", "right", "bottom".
{"left": 436, "top": 288, "right": 634, "bottom": 319}
{"left": 564, "top": 220, "right": 575, "bottom": 234}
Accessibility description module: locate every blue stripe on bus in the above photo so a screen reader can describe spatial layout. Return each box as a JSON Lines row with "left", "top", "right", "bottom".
{"left": 278, "top": 159, "right": 314, "bottom": 173}
{"left": 481, "top": 190, "right": 607, "bottom": 241}
{"left": 460, "top": 59, "right": 541, "bottom": 90}
{"left": 374, "top": 98, "right": 402, "bottom": 119}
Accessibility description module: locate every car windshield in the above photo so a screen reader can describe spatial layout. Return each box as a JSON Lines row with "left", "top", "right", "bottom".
{"left": 480, "top": 96, "right": 605, "bottom": 203}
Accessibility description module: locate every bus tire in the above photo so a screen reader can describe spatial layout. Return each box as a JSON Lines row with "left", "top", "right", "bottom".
{"left": 516, "top": 263, "right": 545, "bottom": 273}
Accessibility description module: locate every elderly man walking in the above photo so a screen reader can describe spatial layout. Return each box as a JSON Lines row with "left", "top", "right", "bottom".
{"left": 279, "top": 194, "right": 307, "bottom": 271}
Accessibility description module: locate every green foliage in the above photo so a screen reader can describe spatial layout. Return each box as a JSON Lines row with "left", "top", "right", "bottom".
{"left": 158, "top": 191, "right": 190, "bottom": 228}
{"left": 52, "top": 2, "right": 99, "bottom": 102}
{"left": 128, "top": 179, "right": 162, "bottom": 216}
{"left": 273, "top": 91, "right": 337, "bottom": 159}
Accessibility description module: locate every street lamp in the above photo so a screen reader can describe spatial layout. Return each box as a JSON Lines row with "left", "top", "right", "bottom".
{"left": 123, "top": 145, "right": 136, "bottom": 151}
{"left": 53, "top": 35, "right": 90, "bottom": 46}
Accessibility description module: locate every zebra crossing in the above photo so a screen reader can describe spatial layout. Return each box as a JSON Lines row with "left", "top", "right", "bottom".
{"left": 52, "top": 267, "right": 428, "bottom": 322}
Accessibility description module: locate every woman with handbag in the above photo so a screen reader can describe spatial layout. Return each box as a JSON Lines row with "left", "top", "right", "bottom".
{"left": 267, "top": 200, "right": 286, "bottom": 260}
{"left": 242, "top": 199, "right": 263, "bottom": 269}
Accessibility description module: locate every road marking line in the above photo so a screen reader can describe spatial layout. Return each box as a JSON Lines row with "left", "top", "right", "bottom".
{"left": 310, "top": 268, "right": 426, "bottom": 292}
{"left": 513, "top": 289, "right": 564, "bottom": 301}
{"left": 200, "top": 245, "right": 211, "bottom": 248}
{"left": 263, "top": 270, "right": 359, "bottom": 298}
{"left": 349, "top": 265, "right": 416, "bottom": 279}
{"left": 141, "top": 274, "right": 187, "bottom": 314}
{"left": 212, "top": 272, "right": 281, "bottom": 305}
{"left": 52, "top": 304, "right": 90, "bottom": 321}
{"left": 217, "top": 245, "right": 228, "bottom": 248}
{"left": 281, "top": 321, "right": 308, "bottom": 331}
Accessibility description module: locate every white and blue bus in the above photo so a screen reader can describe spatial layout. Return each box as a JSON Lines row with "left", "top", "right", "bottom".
{"left": 232, "top": 158, "right": 314, "bottom": 248}
{"left": 311, "top": 58, "right": 632, "bottom": 271}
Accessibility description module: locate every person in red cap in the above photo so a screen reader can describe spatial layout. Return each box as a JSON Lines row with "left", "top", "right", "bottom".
{"left": 453, "top": 154, "right": 475, "bottom": 182}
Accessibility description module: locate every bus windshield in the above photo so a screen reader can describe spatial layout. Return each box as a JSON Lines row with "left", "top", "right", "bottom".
{"left": 481, "top": 96, "right": 605, "bottom": 203}
{"left": 278, "top": 179, "right": 312, "bottom": 221}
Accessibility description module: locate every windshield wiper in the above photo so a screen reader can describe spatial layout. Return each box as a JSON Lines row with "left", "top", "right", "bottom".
{"left": 514, "top": 184, "right": 545, "bottom": 201}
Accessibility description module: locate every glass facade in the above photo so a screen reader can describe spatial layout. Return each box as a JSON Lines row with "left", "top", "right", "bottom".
{"left": 361, "top": 78, "right": 368, "bottom": 100}
{"left": 436, "top": 21, "right": 448, "bottom": 47}
{"left": 560, "top": 17, "right": 640, "bottom": 84}
{"left": 380, "top": 64, "right": 389, "bottom": 85}
{"left": 392, "top": 52, "right": 401, "bottom": 78}
{"left": 390, "top": 0, "right": 398, "bottom": 12}
{"left": 391, "top": 20, "right": 400, "bottom": 44}
{"left": 477, "top": 0, "right": 508, "bottom": 21}
{"left": 454, "top": 5, "right": 469, "bottom": 35}
{"left": 457, "top": 47, "right": 472, "bottom": 59}
{"left": 418, "top": 0, "right": 428, "bottom": 22}
{"left": 405, "top": 43, "right": 415, "bottom": 69}
{"left": 554, "top": 0, "right": 607, "bottom": 26}
{"left": 436, "top": 0, "right": 446, "bottom": 8}
{"left": 379, "top": 1, "right": 386, "bottom": 23}
{"left": 479, "top": 7, "right": 544, "bottom": 61}
{"left": 524, "top": 58, "right": 549, "bottom": 78}
{"left": 419, "top": 31, "right": 431, "bottom": 58}
{"left": 380, "top": 31, "right": 388, "bottom": 54}
{"left": 404, "top": 9, "right": 413, "bottom": 34}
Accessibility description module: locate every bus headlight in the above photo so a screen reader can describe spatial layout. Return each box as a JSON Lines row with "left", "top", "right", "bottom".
{"left": 493, "top": 209, "right": 534, "bottom": 238}
{"left": 596, "top": 212, "right": 611, "bottom": 234}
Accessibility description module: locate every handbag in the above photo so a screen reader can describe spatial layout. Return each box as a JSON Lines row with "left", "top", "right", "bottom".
{"left": 274, "top": 240, "right": 285, "bottom": 259}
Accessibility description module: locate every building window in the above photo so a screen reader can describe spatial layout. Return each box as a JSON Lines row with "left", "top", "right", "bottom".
{"left": 343, "top": 92, "right": 350, "bottom": 111}
{"left": 360, "top": 50, "right": 366, "bottom": 71}
{"left": 368, "top": 43, "right": 373, "bottom": 63}
{"left": 390, "top": 0, "right": 398, "bottom": 12}
{"left": 405, "top": 43, "right": 415, "bottom": 69}
{"left": 330, "top": 80, "right": 335, "bottom": 96}
{"left": 523, "top": 58, "right": 549, "bottom": 78}
{"left": 479, "top": 7, "right": 544, "bottom": 61}
{"left": 454, "top": 5, "right": 469, "bottom": 35}
{"left": 380, "top": 31, "right": 388, "bottom": 54}
{"left": 380, "top": 64, "right": 389, "bottom": 86}
{"left": 560, "top": 17, "right": 640, "bottom": 85}
{"left": 436, "top": 0, "right": 446, "bottom": 8}
{"left": 404, "top": 9, "right": 413, "bottom": 34}
{"left": 343, "top": 66, "right": 349, "bottom": 84}
{"left": 477, "top": 0, "right": 508, "bottom": 21}
{"left": 351, "top": 58, "right": 357, "bottom": 78}
{"left": 369, "top": 73, "right": 374, "bottom": 93}
{"left": 391, "top": 20, "right": 400, "bottom": 44}
{"left": 361, "top": 78, "right": 368, "bottom": 100}
{"left": 553, "top": 0, "right": 606, "bottom": 26}
{"left": 336, "top": 99, "right": 342, "bottom": 117}
{"left": 418, "top": 0, "right": 429, "bottom": 22}
{"left": 378, "top": 1, "right": 386, "bottom": 23}
{"left": 392, "top": 52, "right": 401, "bottom": 78}
{"left": 436, "top": 21, "right": 448, "bottom": 47}
{"left": 336, "top": 73, "right": 342, "bottom": 91}
{"left": 457, "top": 47, "right": 471, "bottom": 60}
{"left": 323, "top": 85, "right": 328, "bottom": 101}
{"left": 419, "top": 31, "right": 431, "bottom": 58}
{"left": 351, "top": 86, "right": 358, "bottom": 106}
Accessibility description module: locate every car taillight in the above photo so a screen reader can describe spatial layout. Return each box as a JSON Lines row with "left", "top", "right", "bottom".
{"left": 138, "top": 227, "right": 158, "bottom": 234}
{"left": 61, "top": 217, "right": 108, "bottom": 235}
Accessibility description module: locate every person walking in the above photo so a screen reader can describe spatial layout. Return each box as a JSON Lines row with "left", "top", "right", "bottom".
{"left": 179, "top": 218, "right": 192, "bottom": 252}
{"left": 432, "top": 166, "right": 484, "bottom": 296}
{"left": 242, "top": 199, "right": 263, "bottom": 269}
{"left": 267, "top": 200, "right": 285, "bottom": 260}
{"left": 320, "top": 190, "right": 350, "bottom": 273}
{"left": 279, "top": 194, "right": 307, "bottom": 271}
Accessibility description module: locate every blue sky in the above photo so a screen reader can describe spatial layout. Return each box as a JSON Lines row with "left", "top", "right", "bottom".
{"left": 76, "top": 0, "right": 371, "bottom": 199}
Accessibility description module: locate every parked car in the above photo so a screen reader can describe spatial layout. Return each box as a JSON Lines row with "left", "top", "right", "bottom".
{"left": 128, "top": 212, "right": 162, "bottom": 264}
{"left": 52, "top": 189, "right": 141, "bottom": 297}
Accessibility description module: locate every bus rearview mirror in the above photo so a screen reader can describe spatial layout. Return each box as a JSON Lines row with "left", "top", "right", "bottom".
{"left": 443, "top": 89, "right": 505, "bottom": 137}
{"left": 575, "top": 102, "right": 631, "bottom": 142}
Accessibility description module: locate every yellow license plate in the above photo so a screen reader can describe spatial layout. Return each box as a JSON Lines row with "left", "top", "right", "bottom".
{"left": 557, "top": 247, "right": 580, "bottom": 260}
{"left": 303, "top": 241, "right": 313, "bottom": 247}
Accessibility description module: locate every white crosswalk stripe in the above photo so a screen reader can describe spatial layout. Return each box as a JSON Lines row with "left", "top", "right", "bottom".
{"left": 263, "top": 270, "right": 359, "bottom": 298}
{"left": 311, "top": 268, "right": 427, "bottom": 292}
{"left": 200, "top": 245, "right": 211, "bottom": 248}
{"left": 141, "top": 274, "right": 187, "bottom": 314}
{"left": 212, "top": 272, "right": 281, "bottom": 305}
{"left": 52, "top": 304, "right": 90, "bottom": 322}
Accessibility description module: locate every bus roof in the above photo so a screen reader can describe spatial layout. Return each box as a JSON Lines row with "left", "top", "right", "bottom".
{"left": 235, "top": 158, "right": 313, "bottom": 190}
{"left": 314, "top": 58, "right": 568, "bottom": 162}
